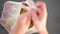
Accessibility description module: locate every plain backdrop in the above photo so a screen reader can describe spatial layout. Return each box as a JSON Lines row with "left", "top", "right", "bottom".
{"left": 0, "top": 0, "right": 60, "bottom": 34}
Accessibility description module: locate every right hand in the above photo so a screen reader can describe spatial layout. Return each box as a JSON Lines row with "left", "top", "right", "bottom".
{"left": 31, "top": 2, "right": 48, "bottom": 34}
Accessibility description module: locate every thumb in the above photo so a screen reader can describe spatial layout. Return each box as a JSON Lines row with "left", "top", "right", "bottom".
{"left": 18, "top": 12, "right": 28, "bottom": 24}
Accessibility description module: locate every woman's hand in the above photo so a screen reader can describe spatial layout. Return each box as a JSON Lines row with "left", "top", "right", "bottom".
{"left": 9, "top": 1, "right": 48, "bottom": 34}
{"left": 31, "top": 2, "right": 48, "bottom": 34}
{"left": 9, "top": 12, "right": 31, "bottom": 34}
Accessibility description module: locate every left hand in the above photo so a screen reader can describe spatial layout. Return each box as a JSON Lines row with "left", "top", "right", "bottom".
{"left": 9, "top": 12, "right": 31, "bottom": 34}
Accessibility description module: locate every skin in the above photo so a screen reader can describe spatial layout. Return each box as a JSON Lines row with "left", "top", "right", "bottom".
{"left": 31, "top": 2, "right": 48, "bottom": 34}
{"left": 9, "top": 12, "right": 31, "bottom": 34}
{"left": 9, "top": 2, "right": 48, "bottom": 34}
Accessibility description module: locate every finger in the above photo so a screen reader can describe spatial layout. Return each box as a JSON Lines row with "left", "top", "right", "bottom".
{"left": 30, "top": 9, "right": 42, "bottom": 27}
{"left": 35, "top": 2, "right": 48, "bottom": 19}
{"left": 36, "top": 9, "right": 41, "bottom": 16}
{"left": 26, "top": 9, "right": 32, "bottom": 26}
{"left": 36, "top": 9, "right": 43, "bottom": 20}
{"left": 31, "top": 9, "right": 39, "bottom": 23}
{"left": 26, "top": 15, "right": 31, "bottom": 28}
{"left": 31, "top": 8, "right": 42, "bottom": 20}
{"left": 35, "top": 1, "right": 47, "bottom": 12}
{"left": 23, "top": 8, "right": 28, "bottom": 12}
{"left": 18, "top": 12, "right": 28, "bottom": 24}
{"left": 20, "top": 12, "right": 27, "bottom": 19}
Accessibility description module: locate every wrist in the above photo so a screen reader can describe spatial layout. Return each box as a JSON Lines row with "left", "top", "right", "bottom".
{"left": 38, "top": 28, "right": 48, "bottom": 34}
{"left": 9, "top": 26, "right": 25, "bottom": 34}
